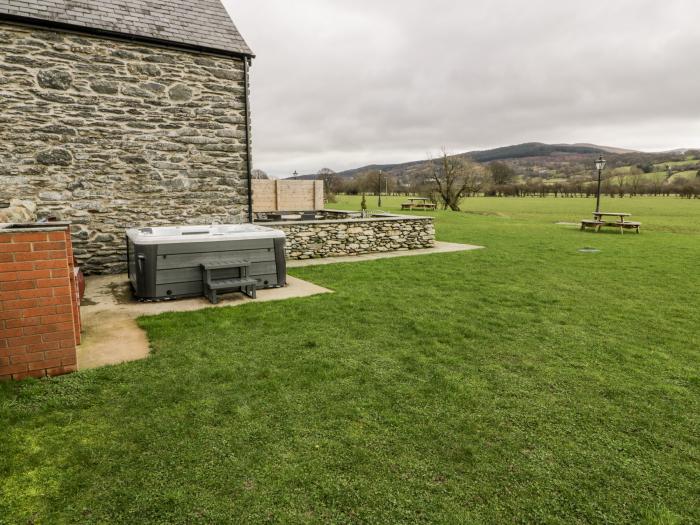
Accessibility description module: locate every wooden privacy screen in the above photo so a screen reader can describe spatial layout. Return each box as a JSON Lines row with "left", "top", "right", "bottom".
{"left": 252, "top": 180, "right": 324, "bottom": 212}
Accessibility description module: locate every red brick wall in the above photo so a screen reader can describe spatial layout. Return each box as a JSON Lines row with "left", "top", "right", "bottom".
{"left": 1, "top": 226, "right": 81, "bottom": 381}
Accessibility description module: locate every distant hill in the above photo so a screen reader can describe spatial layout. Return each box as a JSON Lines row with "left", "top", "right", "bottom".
{"left": 465, "top": 142, "right": 609, "bottom": 163}
{"left": 287, "top": 142, "right": 640, "bottom": 180}
{"left": 569, "top": 143, "right": 639, "bottom": 154}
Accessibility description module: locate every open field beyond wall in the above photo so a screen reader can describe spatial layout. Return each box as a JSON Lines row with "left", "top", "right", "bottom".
{"left": 1, "top": 196, "right": 699, "bottom": 523}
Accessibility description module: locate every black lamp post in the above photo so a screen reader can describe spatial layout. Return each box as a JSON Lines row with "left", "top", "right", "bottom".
{"left": 293, "top": 170, "right": 298, "bottom": 180}
{"left": 378, "top": 170, "right": 383, "bottom": 207}
{"left": 594, "top": 155, "right": 606, "bottom": 213}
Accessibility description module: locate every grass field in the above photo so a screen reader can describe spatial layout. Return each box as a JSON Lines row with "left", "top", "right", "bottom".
{"left": 2, "top": 197, "right": 699, "bottom": 524}
{"left": 605, "top": 169, "right": 698, "bottom": 185}
{"left": 654, "top": 158, "right": 697, "bottom": 170}
{"left": 668, "top": 171, "right": 699, "bottom": 183}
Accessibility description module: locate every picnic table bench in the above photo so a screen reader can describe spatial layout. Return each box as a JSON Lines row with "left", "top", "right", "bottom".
{"left": 401, "top": 197, "right": 437, "bottom": 211}
{"left": 581, "top": 212, "right": 641, "bottom": 234}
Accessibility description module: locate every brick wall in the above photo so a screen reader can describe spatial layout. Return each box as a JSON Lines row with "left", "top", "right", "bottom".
{"left": 1, "top": 224, "right": 81, "bottom": 381}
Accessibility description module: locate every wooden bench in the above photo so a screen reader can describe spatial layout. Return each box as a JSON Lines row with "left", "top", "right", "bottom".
{"left": 401, "top": 202, "right": 437, "bottom": 210}
{"left": 201, "top": 259, "right": 257, "bottom": 304}
{"left": 580, "top": 219, "right": 605, "bottom": 232}
{"left": 613, "top": 221, "right": 641, "bottom": 234}
{"left": 581, "top": 219, "right": 641, "bottom": 234}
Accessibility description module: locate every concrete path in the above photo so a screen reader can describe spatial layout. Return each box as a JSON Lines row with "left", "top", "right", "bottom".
{"left": 77, "top": 241, "right": 482, "bottom": 370}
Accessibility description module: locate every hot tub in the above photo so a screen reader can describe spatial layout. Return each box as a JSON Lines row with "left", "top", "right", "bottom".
{"left": 126, "top": 224, "right": 286, "bottom": 300}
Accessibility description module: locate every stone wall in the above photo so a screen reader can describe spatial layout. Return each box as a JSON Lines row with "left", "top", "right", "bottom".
{"left": 268, "top": 216, "right": 435, "bottom": 259}
{"left": 0, "top": 22, "right": 250, "bottom": 274}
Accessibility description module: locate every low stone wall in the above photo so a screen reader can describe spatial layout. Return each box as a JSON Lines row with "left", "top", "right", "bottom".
{"left": 267, "top": 215, "right": 435, "bottom": 259}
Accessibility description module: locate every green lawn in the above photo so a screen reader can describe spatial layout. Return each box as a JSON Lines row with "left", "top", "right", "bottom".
{"left": 2, "top": 197, "right": 699, "bottom": 524}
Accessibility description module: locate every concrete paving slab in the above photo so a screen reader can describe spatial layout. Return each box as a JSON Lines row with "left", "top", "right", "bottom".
{"left": 78, "top": 313, "right": 151, "bottom": 371}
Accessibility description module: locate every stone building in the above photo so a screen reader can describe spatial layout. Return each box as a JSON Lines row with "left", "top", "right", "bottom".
{"left": 0, "top": 0, "right": 255, "bottom": 273}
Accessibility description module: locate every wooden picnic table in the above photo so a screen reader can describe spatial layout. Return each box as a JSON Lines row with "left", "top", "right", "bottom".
{"left": 581, "top": 212, "right": 641, "bottom": 234}
{"left": 593, "top": 212, "right": 631, "bottom": 222}
{"left": 401, "top": 197, "right": 437, "bottom": 211}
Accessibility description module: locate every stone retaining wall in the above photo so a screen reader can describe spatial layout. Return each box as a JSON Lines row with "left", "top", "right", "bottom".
{"left": 268, "top": 216, "right": 435, "bottom": 259}
{"left": 0, "top": 23, "right": 249, "bottom": 274}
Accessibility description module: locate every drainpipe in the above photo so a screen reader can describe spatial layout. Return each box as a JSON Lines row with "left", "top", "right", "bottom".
{"left": 243, "top": 57, "right": 254, "bottom": 223}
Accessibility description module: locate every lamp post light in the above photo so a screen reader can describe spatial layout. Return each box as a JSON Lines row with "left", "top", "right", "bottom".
{"left": 378, "top": 170, "right": 383, "bottom": 207}
{"left": 293, "top": 170, "right": 298, "bottom": 180}
{"left": 594, "top": 155, "right": 606, "bottom": 213}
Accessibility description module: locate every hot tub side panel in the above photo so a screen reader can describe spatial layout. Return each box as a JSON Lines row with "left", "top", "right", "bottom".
{"left": 128, "top": 241, "right": 159, "bottom": 299}
{"left": 274, "top": 237, "right": 287, "bottom": 287}
{"left": 149, "top": 237, "right": 284, "bottom": 300}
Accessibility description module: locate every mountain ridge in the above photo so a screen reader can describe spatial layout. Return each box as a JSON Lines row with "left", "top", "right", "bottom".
{"left": 286, "top": 142, "right": 639, "bottom": 179}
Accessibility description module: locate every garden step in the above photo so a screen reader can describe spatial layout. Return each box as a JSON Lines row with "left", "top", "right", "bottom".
{"left": 207, "top": 277, "right": 258, "bottom": 290}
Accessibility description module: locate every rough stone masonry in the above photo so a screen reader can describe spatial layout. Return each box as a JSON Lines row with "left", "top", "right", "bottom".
{"left": 269, "top": 216, "right": 435, "bottom": 259}
{"left": 0, "top": 23, "right": 250, "bottom": 274}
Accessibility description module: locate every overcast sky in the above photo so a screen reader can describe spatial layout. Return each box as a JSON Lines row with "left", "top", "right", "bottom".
{"left": 223, "top": 0, "right": 700, "bottom": 177}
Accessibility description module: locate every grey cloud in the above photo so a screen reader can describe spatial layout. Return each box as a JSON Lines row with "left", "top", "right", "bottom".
{"left": 224, "top": 0, "right": 700, "bottom": 176}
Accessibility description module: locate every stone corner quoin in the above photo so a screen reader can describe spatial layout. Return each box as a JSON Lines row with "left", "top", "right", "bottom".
{"left": 0, "top": 23, "right": 250, "bottom": 274}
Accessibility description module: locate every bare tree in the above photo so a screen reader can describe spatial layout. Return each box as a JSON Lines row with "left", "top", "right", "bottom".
{"left": 649, "top": 171, "right": 666, "bottom": 195}
{"left": 355, "top": 170, "right": 381, "bottom": 194}
{"left": 614, "top": 169, "right": 627, "bottom": 198}
{"left": 627, "top": 167, "right": 644, "bottom": 196}
{"left": 429, "top": 149, "right": 482, "bottom": 211}
{"left": 489, "top": 161, "right": 516, "bottom": 185}
{"left": 463, "top": 165, "right": 489, "bottom": 196}
{"left": 384, "top": 174, "right": 398, "bottom": 195}
{"left": 317, "top": 167, "right": 341, "bottom": 197}
{"left": 251, "top": 169, "right": 269, "bottom": 180}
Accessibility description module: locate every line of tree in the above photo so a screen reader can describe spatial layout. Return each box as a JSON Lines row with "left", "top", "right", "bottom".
{"left": 485, "top": 176, "right": 700, "bottom": 199}
{"left": 339, "top": 153, "right": 700, "bottom": 208}
{"left": 257, "top": 153, "right": 700, "bottom": 210}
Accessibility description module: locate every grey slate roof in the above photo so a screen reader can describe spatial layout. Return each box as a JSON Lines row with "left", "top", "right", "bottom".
{"left": 0, "top": 0, "right": 253, "bottom": 56}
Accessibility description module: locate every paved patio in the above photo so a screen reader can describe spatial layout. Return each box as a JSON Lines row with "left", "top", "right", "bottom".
{"left": 78, "top": 241, "right": 483, "bottom": 370}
